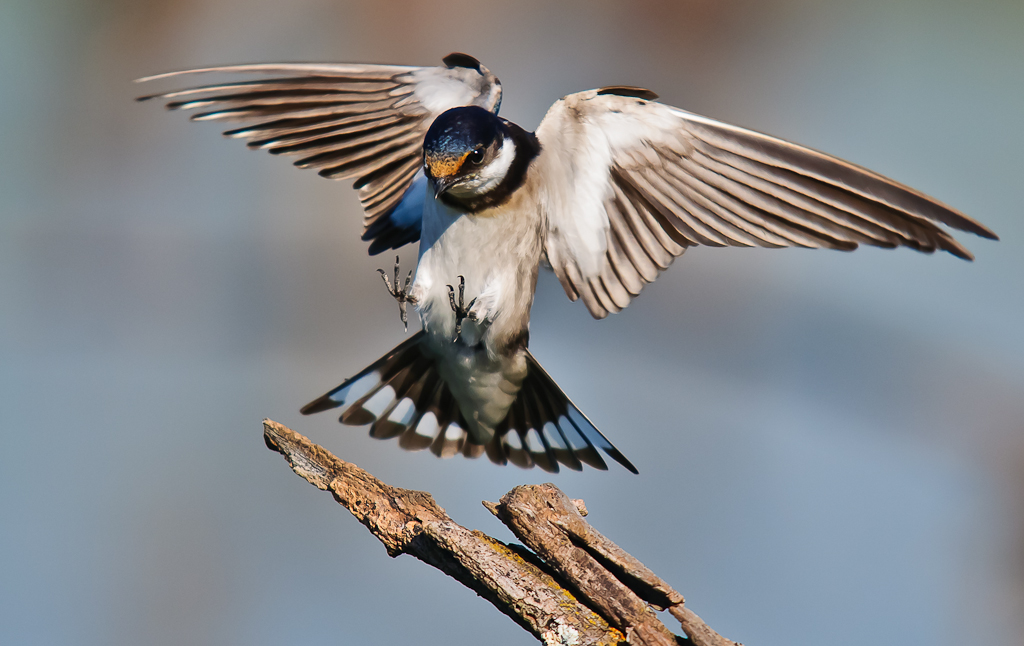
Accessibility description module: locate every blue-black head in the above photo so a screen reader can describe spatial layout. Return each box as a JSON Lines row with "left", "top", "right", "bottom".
{"left": 423, "top": 105, "right": 509, "bottom": 199}
{"left": 422, "top": 106, "right": 541, "bottom": 212}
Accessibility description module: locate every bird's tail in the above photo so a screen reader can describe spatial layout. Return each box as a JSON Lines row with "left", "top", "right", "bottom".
{"left": 301, "top": 332, "right": 637, "bottom": 474}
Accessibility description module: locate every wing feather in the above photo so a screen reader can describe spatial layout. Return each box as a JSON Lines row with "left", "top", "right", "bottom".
{"left": 662, "top": 163, "right": 827, "bottom": 248}
{"left": 536, "top": 90, "right": 994, "bottom": 318}
{"left": 138, "top": 55, "right": 502, "bottom": 254}
{"left": 671, "top": 157, "right": 863, "bottom": 248}
{"left": 679, "top": 113, "right": 996, "bottom": 241}
{"left": 263, "top": 117, "right": 420, "bottom": 156}
{"left": 611, "top": 182, "right": 683, "bottom": 268}
{"left": 692, "top": 144, "right": 973, "bottom": 257}
{"left": 605, "top": 225, "right": 646, "bottom": 295}
{"left": 606, "top": 195, "right": 658, "bottom": 284}
{"left": 589, "top": 275, "right": 621, "bottom": 315}
{"left": 657, "top": 166, "right": 791, "bottom": 247}
{"left": 688, "top": 149, "right": 902, "bottom": 246}
{"left": 623, "top": 168, "right": 731, "bottom": 246}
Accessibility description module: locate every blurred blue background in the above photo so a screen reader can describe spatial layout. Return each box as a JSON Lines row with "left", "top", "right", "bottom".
{"left": 1, "top": 1, "right": 1022, "bottom": 644}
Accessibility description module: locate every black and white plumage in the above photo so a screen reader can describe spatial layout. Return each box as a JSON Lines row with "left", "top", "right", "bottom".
{"left": 139, "top": 53, "right": 996, "bottom": 473}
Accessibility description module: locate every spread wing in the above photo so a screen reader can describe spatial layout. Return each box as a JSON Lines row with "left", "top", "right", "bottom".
{"left": 536, "top": 88, "right": 998, "bottom": 319}
{"left": 137, "top": 53, "right": 502, "bottom": 254}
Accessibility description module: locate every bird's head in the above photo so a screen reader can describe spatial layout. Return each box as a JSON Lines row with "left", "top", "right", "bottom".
{"left": 423, "top": 106, "right": 515, "bottom": 204}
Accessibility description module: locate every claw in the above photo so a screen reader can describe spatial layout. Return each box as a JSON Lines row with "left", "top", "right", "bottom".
{"left": 446, "top": 276, "right": 477, "bottom": 342}
{"left": 377, "top": 255, "right": 415, "bottom": 331}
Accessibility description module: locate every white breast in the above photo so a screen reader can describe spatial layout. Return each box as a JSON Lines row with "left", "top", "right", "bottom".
{"left": 408, "top": 174, "right": 546, "bottom": 442}
{"left": 412, "top": 178, "right": 544, "bottom": 353}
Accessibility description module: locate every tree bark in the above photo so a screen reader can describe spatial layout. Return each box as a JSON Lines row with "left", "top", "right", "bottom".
{"left": 263, "top": 419, "right": 739, "bottom": 646}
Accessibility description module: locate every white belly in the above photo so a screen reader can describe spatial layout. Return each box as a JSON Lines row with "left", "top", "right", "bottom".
{"left": 413, "top": 191, "right": 541, "bottom": 353}
{"left": 410, "top": 190, "right": 543, "bottom": 441}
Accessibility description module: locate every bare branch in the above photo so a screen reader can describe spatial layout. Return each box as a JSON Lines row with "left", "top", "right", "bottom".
{"left": 263, "top": 419, "right": 739, "bottom": 646}
{"left": 263, "top": 419, "right": 623, "bottom": 645}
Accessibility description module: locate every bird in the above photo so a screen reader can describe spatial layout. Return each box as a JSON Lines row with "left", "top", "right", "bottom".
{"left": 137, "top": 52, "right": 997, "bottom": 474}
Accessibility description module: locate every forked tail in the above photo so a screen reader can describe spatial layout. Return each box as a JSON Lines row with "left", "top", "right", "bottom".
{"left": 301, "top": 332, "right": 637, "bottom": 474}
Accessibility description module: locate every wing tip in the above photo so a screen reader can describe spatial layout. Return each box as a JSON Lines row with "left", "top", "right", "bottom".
{"left": 974, "top": 225, "right": 1000, "bottom": 242}
{"left": 943, "top": 240, "right": 976, "bottom": 261}
{"left": 932, "top": 206, "right": 999, "bottom": 243}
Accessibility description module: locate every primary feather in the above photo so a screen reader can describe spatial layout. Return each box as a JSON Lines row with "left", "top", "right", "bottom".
{"left": 138, "top": 55, "right": 501, "bottom": 254}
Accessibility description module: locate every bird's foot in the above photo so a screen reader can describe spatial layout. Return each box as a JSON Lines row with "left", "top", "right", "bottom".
{"left": 377, "top": 256, "right": 415, "bottom": 331}
{"left": 446, "top": 276, "right": 477, "bottom": 342}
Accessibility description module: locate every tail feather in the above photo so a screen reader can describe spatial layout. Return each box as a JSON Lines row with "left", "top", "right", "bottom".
{"left": 430, "top": 419, "right": 466, "bottom": 458}
{"left": 484, "top": 429, "right": 508, "bottom": 466}
{"left": 369, "top": 396, "right": 415, "bottom": 439}
{"left": 529, "top": 381, "right": 584, "bottom": 472}
{"left": 524, "top": 380, "right": 581, "bottom": 472}
{"left": 300, "top": 332, "right": 638, "bottom": 474}
{"left": 519, "top": 379, "right": 565, "bottom": 473}
{"left": 463, "top": 441, "right": 486, "bottom": 460}
{"left": 429, "top": 389, "right": 466, "bottom": 458}
{"left": 396, "top": 367, "right": 443, "bottom": 451}
{"left": 523, "top": 357, "right": 609, "bottom": 471}
{"left": 300, "top": 333, "right": 423, "bottom": 415}
{"left": 368, "top": 356, "right": 433, "bottom": 439}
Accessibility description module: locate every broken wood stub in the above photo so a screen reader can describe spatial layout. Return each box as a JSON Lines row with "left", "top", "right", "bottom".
{"left": 489, "top": 484, "right": 681, "bottom": 646}
{"left": 263, "top": 419, "right": 739, "bottom": 646}
{"left": 490, "top": 485, "right": 737, "bottom": 646}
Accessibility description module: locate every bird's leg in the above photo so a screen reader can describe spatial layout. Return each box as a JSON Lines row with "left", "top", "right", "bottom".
{"left": 446, "top": 276, "right": 477, "bottom": 342}
{"left": 377, "top": 256, "right": 415, "bottom": 331}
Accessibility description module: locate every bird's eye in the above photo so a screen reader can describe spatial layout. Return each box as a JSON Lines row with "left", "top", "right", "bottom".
{"left": 468, "top": 149, "right": 485, "bottom": 165}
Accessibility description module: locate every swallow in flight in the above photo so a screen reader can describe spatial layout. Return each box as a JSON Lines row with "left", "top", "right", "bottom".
{"left": 138, "top": 53, "right": 996, "bottom": 473}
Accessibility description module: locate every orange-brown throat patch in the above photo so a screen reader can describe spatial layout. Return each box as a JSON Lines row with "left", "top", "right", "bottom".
{"left": 427, "top": 151, "right": 470, "bottom": 179}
